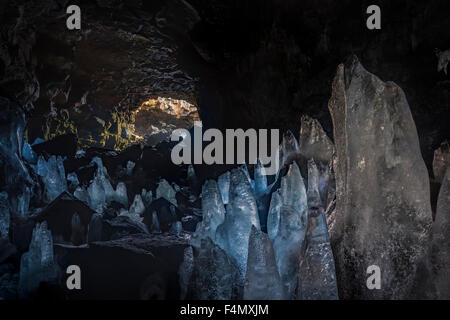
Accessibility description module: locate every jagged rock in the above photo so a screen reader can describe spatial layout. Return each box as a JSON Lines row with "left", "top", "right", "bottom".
{"left": 244, "top": 226, "right": 285, "bottom": 300}
{"left": 328, "top": 56, "right": 433, "bottom": 299}
{"left": 297, "top": 160, "right": 338, "bottom": 300}
{"left": 433, "top": 141, "right": 450, "bottom": 183}
{"left": 431, "top": 168, "right": 450, "bottom": 298}
{"left": 34, "top": 192, "right": 94, "bottom": 245}
{"left": 190, "top": 179, "right": 225, "bottom": 248}
{"left": 31, "top": 134, "right": 77, "bottom": 159}
{"left": 215, "top": 168, "right": 260, "bottom": 280}
{"left": 299, "top": 115, "right": 335, "bottom": 164}
{"left": 103, "top": 215, "right": 149, "bottom": 240}
{"left": 54, "top": 233, "right": 189, "bottom": 299}
{"left": 18, "top": 222, "right": 59, "bottom": 298}
{"left": 189, "top": 238, "right": 240, "bottom": 300}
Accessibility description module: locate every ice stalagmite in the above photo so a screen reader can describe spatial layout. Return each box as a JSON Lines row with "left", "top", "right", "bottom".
{"left": 271, "top": 162, "right": 308, "bottom": 298}
{"left": 18, "top": 222, "right": 58, "bottom": 298}
{"left": 37, "top": 155, "right": 68, "bottom": 203}
{"left": 218, "top": 171, "right": 230, "bottom": 205}
{"left": 92, "top": 157, "right": 115, "bottom": 204}
{"left": 244, "top": 226, "right": 285, "bottom": 299}
{"left": 432, "top": 168, "right": 450, "bottom": 299}
{"left": 267, "top": 190, "right": 282, "bottom": 241}
{"left": 156, "top": 179, "right": 178, "bottom": 206}
{"left": 254, "top": 161, "right": 268, "bottom": 198}
{"left": 114, "top": 182, "right": 128, "bottom": 207}
{"left": 328, "top": 56, "right": 432, "bottom": 299}
{"left": 297, "top": 159, "right": 338, "bottom": 300}
{"left": 190, "top": 179, "right": 225, "bottom": 248}
{"left": 280, "top": 130, "right": 301, "bottom": 170}
{"left": 87, "top": 174, "right": 106, "bottom": 213}
{"left": 189, "top": 238, "right": 239, "bottom": 300}
{"left": 215, "top": 168, "right": 260, "bottom": 280}
{"left": 88, "top": 213, "right": 103, "bottom": 243}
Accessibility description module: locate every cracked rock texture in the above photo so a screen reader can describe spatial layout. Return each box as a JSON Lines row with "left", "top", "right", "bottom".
{"left": 329, "top": 56, "right": 433, "bottom": 299}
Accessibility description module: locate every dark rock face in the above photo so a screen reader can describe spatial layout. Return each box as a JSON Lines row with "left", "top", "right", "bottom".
{"left": 55, "top": 233, "right": 189, "bottom": 300}
{"left": 34, "top": 192, "right": 94, "bottom": 245}
{"left": 328, "top": 56, "right": 433, "bottom": 299}
{"left": 188, "top": 237, "right": 240, "bottom": 300}
{"left": 431, "top": 168, "right": 450, "bottom": 299}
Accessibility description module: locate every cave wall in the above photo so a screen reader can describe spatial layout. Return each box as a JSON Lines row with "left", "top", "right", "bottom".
{"left": 0, "top": 0, "right": 449, "bottom": 173}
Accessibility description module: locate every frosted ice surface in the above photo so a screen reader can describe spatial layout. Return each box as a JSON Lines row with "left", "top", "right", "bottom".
{"left": 218, "top": 171, "right": 230, "bottom": 205}
{"left": 22, "top": 141, "right": 37, "bottom": 164}
{"left": 267, "top": 190, "right": 282, "bottom": 241}
{"left": 254, "top": 160, "right": 268, "bottom": 198}
{"left": 129, "top": 194, "right": 145, "bottom": 216}
{"left": 141, "top": 188, "right": 153, "bottom": 207}
{"left": 114, "top": 182, "right": 128, "bottom": 207}
{"left": 156, "top": 179, "right": 178, "bottom": 206}
{"left": 18, "top": 222, "right": 58, "bottom": 298}
{"left": 190, "top": 179, "right": 225, "bottom": 248}
{"left": 244, "top": 226, "right": 286, "bottom": 299}
{"left": 37, "top": 155, "right": 68, "bottom": 203}
{"left": 215, "top": 168, "right": 260, "bottom": 280}
{"left": 74, "top": 186, "right": 89, "bottom": 204}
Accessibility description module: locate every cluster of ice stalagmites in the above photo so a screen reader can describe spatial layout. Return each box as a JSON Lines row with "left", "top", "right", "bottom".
{"left": 187, "top": 130, "right": 338, "bottom": 300}
{"left": 18, "top": 222, "right": 59, "bottom": 298}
